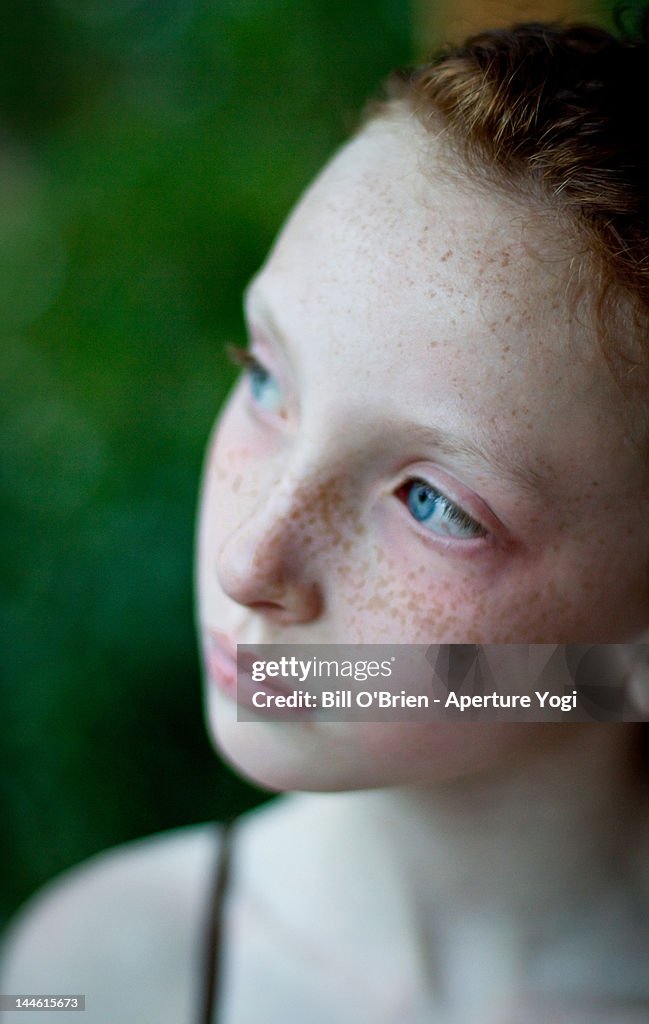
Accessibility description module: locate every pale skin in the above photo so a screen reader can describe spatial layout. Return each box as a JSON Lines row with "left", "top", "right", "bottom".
{"left": 3, "top": 110, "right": 649, "bottom": 1023}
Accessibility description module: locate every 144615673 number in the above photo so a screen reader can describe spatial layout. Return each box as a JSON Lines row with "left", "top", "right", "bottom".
{"left": 0, "top": 995, "right": 85, "bottom": 1011}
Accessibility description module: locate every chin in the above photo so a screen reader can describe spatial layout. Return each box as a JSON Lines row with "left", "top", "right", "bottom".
{"left": 204, "top": 693, "right": 406, "bottom": 793}
{"left": 204, "top": 693, "right": 344, "bottom": 792}
{"left": 203, "top": 690, "right": 577, "bottom": 794}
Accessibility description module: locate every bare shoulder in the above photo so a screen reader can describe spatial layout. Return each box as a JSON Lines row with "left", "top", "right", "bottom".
{"left": 1, "top": 822, "right": 223, "bottom": 1024}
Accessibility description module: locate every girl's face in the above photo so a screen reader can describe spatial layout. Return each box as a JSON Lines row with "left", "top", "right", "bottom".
{"left": 196, "top": 114, "right": 649, "bottom": 789}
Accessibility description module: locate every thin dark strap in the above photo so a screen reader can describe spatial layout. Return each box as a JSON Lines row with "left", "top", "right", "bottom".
{"left": 198, "top": 819, "right": 236, "bottom": 1024}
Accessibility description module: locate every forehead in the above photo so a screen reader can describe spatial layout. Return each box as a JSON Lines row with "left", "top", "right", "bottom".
{"left": 262, "top": 114, "right": 589, "bottom": 387}
{"left": 251, "top": 116, "right": 644, "bottom": 500}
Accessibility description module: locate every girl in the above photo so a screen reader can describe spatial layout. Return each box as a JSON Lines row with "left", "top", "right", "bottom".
{"left": 4, "top": 18, "right": 649, "bottom": 1023}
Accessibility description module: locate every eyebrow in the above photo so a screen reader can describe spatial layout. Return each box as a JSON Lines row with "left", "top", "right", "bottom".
{"left": 402, "top": 423, "right": 552, "bottom": 496}
{"left": 243, "top": 283, "right": 552, "bottom": 497}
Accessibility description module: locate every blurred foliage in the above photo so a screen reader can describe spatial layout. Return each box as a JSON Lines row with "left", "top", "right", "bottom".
{"left": 0, "top": 0, "right": 413, "bottom": 925}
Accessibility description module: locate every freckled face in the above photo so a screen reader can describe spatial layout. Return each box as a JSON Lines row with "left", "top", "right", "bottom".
{"left": 196, "top": 114, "right": 649, "bottom": 790}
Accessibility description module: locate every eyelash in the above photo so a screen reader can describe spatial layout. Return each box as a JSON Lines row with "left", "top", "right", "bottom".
{"left": 396, "top": 480, "right": 487, "bottom": 541}
{"left": 226, "top": 344, "right": 268, "bottom": 380}
{"left": 226, "top": 344, "right": 282, "bottom": 407}
{"left": 225, "top": 345, "right": 487, "bottom": 543}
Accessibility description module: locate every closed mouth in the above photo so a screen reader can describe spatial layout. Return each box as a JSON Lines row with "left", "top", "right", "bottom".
{"left": 203, "top": 628, "right": 311, "bottom": 715}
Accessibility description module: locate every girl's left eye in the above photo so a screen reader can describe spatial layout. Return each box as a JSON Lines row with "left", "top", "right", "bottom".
{"left": 226, "top": 345, "right": 284, "bottom": 413}
{"left": 399, "top": 479, "right": 487, "bottom": 541}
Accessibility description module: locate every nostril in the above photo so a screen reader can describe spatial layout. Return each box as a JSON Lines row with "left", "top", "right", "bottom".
{"left": 249, "top": 601, "right": 285, "bottom": 612}
{"left": 215, "top": 514, "right": 325, "bottom": 623}
{"left": 216, "top": 548, "right": 324, "bottom": 622}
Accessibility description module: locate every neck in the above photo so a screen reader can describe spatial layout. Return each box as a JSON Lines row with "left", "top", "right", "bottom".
{"left": 360, "top": 726, "right": 645, "bottom": 923}
{"left": 319, "top": 725, "right": 647, "bottom": 1012}
{"left": 257, "top": 726, "right": 647, "bottom": 1013}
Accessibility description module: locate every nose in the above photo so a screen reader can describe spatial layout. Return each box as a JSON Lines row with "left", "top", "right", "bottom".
{"left": 215, "top": 474, "right": 329, "bottom": 624}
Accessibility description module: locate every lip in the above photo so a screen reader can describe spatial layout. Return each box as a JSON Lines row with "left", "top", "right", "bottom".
{"left": 203, "top": 629, "right": 239, "bottom": 699}
{"left": 203, "top": 629, "right": 313, "bottom": 717}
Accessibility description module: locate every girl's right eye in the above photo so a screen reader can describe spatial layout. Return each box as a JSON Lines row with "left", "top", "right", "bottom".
{"left": 226, "top": 345, "right": 284, "bottom": 414}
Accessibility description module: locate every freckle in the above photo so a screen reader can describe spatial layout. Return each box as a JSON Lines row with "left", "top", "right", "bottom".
{"left": 232, "top": 475, "right": 242, "bottom": 493}
{"left": 440, "top": 250, "right": 453, "bottom": 262}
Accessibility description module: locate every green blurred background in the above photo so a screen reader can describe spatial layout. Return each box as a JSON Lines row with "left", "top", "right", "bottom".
{"left": 0, "top": 0, "right": 413, "bottom": 927}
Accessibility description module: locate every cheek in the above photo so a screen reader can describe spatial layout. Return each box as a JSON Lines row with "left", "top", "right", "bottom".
{"left": 331, "top": 546, "right": 594, "bottom": 645}
{"left": 484, "top": 549, "right": 649, "bottom": 643}
{"left": 334, "top": 497, "right": 538, "bottom": 643}
{"left": 197, "top": 401, "right": 261, "bottom": 600}
{"left": 199, "top": 398, "right": 269, "bottom": 538}
{"left": 331, "top": 530, "right": 517, "bottom": 643}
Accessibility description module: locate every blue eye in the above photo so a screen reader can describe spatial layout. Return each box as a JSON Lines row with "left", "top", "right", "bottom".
{"left": 247, "top": 360, "right": 283, "bottom": 411}
{"left": 403, "top": 479, "right": 486, "bottom": 540}
{"left": 226, "top": 345, "right": 284, "bottom": 414}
